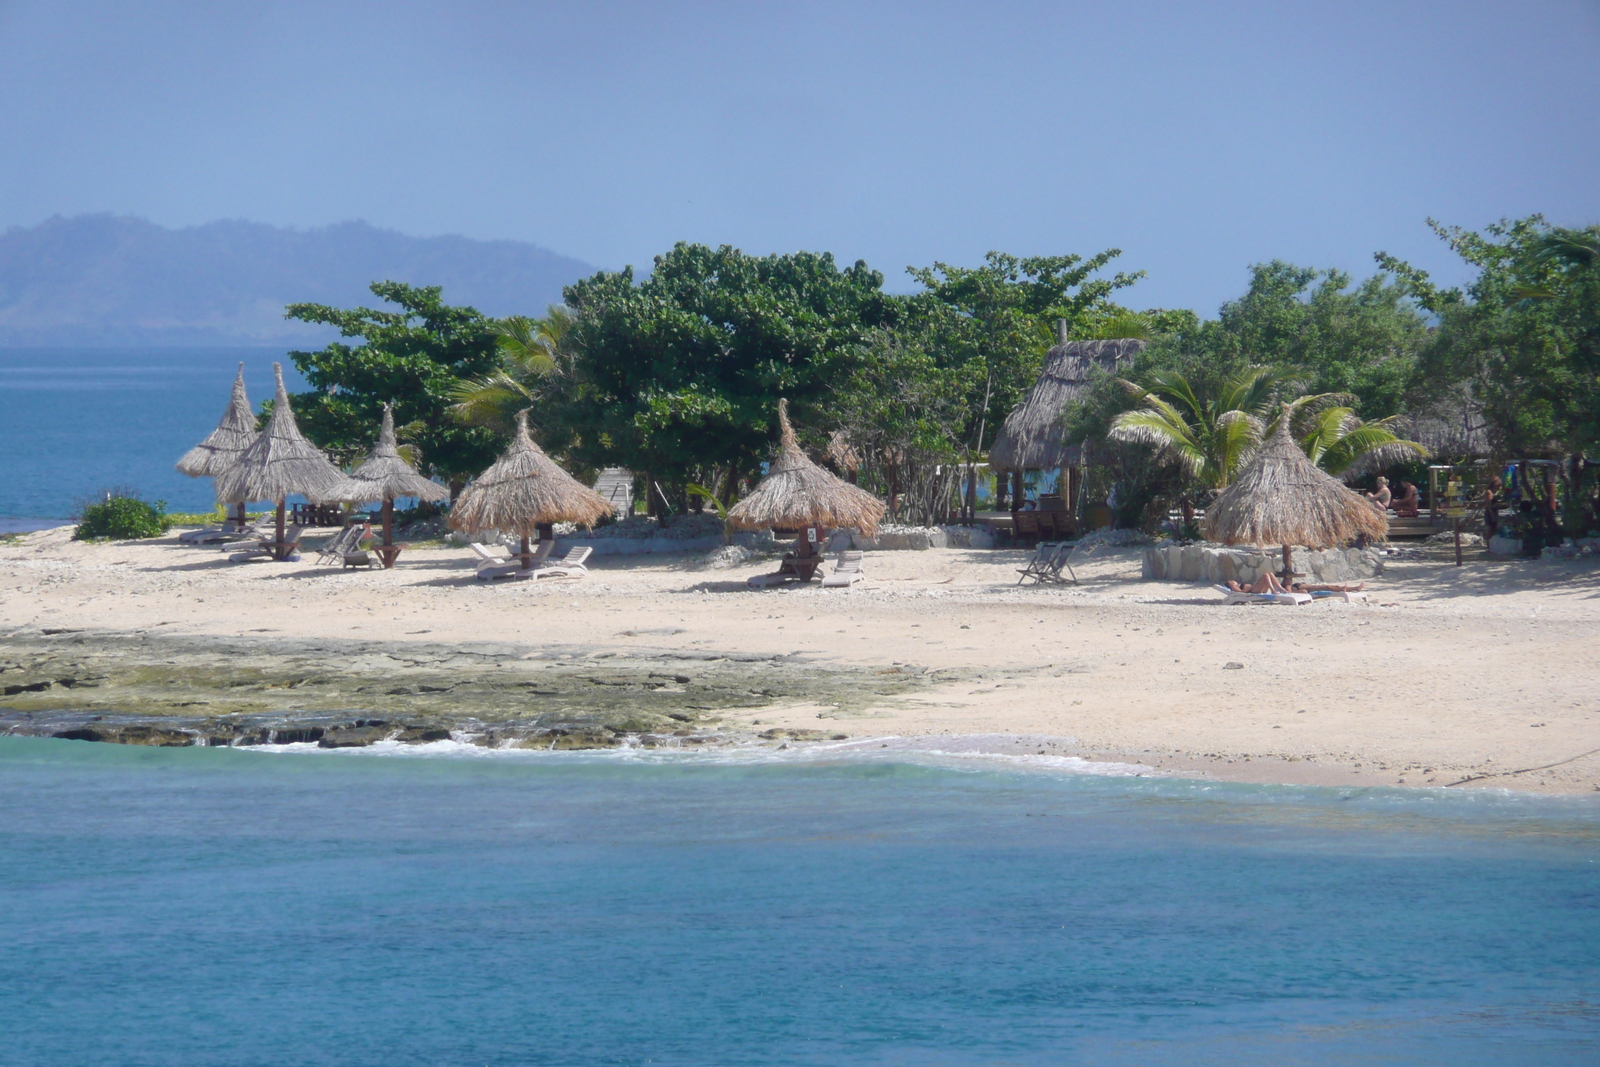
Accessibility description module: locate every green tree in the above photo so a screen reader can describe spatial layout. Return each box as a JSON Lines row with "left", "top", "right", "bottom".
{"left": 1108, "top": 366, "right": 1289, "bottom": 489}
{"left": 448, "top": 307, "right": 574, "bottom": 436}
{"left": 1131, "top": 262, "right": 1426, "bottom": 417}
{"left": 1283, "top": 395, "right": 1428, "bottom": 476}
{"left": 905, "top": 250, "right": 1143, "bottom": 453}
{"left": 560, "top": 243, "right": 897, "bottom": 507}
{"left": 1379, "top": 216, "right": 1600, "bottom": 457}
{"left": 284, "top": 282, "right": 505, "bottom": 494}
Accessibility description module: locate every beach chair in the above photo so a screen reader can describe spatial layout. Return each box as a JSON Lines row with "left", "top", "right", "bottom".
{"left": 527, "top": 545, "right": 592, "bottom": 580}
{"left": 316, "top": 524, "right": 368, "bottom": 566}
{"left": 1213, "top": 584, "right": 1311, "bottom": 606}
{"left": 1017, "top": 542, "right": 1076, "bottom": 585}
{"left": 342, "top": 547, "right": 380, "bottom": 570}
{"left": 469, "top": 541, "right": 521, "bottom": 580}
{"left": 226, "top": 525, "right": 305, "bottom": 562}
{"left": 1307, "top": 589, "right": 1368, "bottom": 604}
{"left": 821, "top": 550, "right": 865, "bottom": 588}
{"left": 179, "top": 519, "right": 261, "bottom": 545}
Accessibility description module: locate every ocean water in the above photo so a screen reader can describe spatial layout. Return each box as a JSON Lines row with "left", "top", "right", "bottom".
{"left": 0, "top": 347, "right": 307, "bottom": 526}
{"left": 1, "top": 736, "right": 1596, "bottom": 1066}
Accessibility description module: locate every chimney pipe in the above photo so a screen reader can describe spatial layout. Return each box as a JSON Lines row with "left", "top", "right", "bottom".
{"left": 1056, "top": 318, "right": 1070, "bottom": 345}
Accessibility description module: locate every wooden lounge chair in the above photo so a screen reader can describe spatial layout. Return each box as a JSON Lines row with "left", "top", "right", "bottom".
{"left": 1213, "top": 584, "right": 1311, "bottom": 606}
{"left": 226, "top": 525, "right": 305, "bottom": 563}
{"left": 316, "top": 524, "right": 369, "bottom": 566}
{"left": 747, "top": 551, "right": 827, "bottom": 589}
{"left": 526, "top": 545, "right": 593, "bottom": 579}
{"left": 1017, "top": 542, "right": 1076, "bottom": 585}
{"left": 821, "top": 550, "right": 865, "bottom": 588}
{"left": 1012, "top": 510, "right": 1041, "bottom": 547}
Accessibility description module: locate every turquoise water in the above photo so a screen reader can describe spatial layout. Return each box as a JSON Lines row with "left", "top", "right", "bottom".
{"left": 2, "top": 737, "right": 1597, "bottom": 1065}
{"left": 0, "top": 348, "right": 306, "bottom": 525}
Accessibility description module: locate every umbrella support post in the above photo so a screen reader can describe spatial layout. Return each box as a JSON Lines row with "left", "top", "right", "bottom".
{"left": 379, "top": 498, "right": 398, "bottom": 569}
{"left": 273, "top": 501, "right": 289, "bottom": 561}
{"left": 519, "top": 536, "right": 532, "bottom": 571}
{"left": 233, "top": 503, "right": 248, "bottom": 529}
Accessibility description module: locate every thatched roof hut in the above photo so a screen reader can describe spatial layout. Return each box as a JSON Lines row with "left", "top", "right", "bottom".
{"left": 1205, "top": 410, "right": 1388, "bottom": 573}
{"left": 447, "top": 410, "right": 611, "bottom": 540}
{"left": 1398, "top": 390, "right": 1492, "bottom": 459}
{"left": 728, "top": 399, "right": 887, "bottom": 536}
{"left": 317, "top": 405, "right": 449, "bottom": 507}
{"left": 176, "top": 363, "right": 258, "bottom": 479}
{"left": 213, "top": 364, "right": 344, "bottom": 507}
{"left": 988, "top": 338, "right": 1145, "bottom": 471}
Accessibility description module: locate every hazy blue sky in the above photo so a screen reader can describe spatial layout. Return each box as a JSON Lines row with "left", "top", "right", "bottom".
{"left": 3, "top": 1, "right": 1597, "bottom": 312}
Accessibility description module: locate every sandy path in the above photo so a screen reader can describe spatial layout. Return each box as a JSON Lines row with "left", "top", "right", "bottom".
{"left": 3, "top": 526, "right": 1598, "bottom": 794}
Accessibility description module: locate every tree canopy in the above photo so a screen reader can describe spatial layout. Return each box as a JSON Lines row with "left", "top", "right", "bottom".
{"left": 1379, "top": 216, "right": 1600, "bottom": 457}
{"left": 559, "top": 243, "right": 896, "bottom": 498}
{"left": 283, "top": 282, "right": 504, "bottom": 491}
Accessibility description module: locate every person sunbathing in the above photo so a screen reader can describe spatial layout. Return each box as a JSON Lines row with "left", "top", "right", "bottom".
{"left": 1391, "top": 481, "right": 1420, "bottom": 517}
{"left": 1227, "top": 574, "right": 1365, "bottom": 594}
{"left": 1364, "top": 476, "right": 1391, "bottom": 511}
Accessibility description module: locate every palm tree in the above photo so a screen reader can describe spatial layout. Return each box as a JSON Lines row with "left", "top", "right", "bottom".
{"left": 449, "top": 308, "right": 573, "bottom": 434}
{"left": 1109, "top": 366, "right": 1288, "bottom": 488}
{"left": 1277, "top": 395, "right": 1429, "bottom": 477}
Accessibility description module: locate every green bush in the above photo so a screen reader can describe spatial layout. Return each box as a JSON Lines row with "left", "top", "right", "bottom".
{"left": 75, "top": 494, "right": 172, "bottom": 540}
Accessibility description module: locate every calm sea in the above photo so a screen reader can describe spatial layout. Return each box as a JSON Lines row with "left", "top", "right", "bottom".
{"left": 2, "top": 736, "right": 1596, "bottom": 1066}
{"left": 0, "top": 348, "right": 308, "bottom": 529}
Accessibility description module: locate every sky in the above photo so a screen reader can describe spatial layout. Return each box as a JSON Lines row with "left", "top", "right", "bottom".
{"left": 2, "top": 0, "right": 1598, "bottom": 313}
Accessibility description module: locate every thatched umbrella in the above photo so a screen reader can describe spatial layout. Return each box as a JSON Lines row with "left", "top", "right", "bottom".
{"left": 213, "top": 363, "right": 344, "bottom": 559}
{"left": 728, "top": 400, "right": 887, "bottom": 546}
{"left": 1205, "top": 408, "right": 1389, "bottom": 578}
{"left": 175, "top": 363, "right": 258, "bottom": 526}
{"left": 315, "top": 404, "right": 450, "bottom": 567}
{"left": 447, "top": 410, "right": 611, "bottom": 568}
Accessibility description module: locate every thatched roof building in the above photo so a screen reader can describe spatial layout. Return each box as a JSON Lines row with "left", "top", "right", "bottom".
{"left": 1398, "top": 390, "right": 1492, "bottom": 459}
{"left": 728, "top": 399, "right": 887, "bottom": 536}
{"left": 1205, "top": 410, "right": 1388, "bottom": 566}
{"left": 988, "top": 336, "right": 1145, "bottom": 471}
{"left": 213, "top": 364, "right": 343, "bottom": 507}
{"left": 447, "top": 410, "right": 611, "bottom": 538}
{"left": 176, "top": 363, "right": 258, "bottom": 479}
{"left": 317, "top": 405, "right": 449, "bottom": 506}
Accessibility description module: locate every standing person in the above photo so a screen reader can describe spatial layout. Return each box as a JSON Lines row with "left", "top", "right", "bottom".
{"left": 1482, "top": 475, "right": 1503, "bottom": 540}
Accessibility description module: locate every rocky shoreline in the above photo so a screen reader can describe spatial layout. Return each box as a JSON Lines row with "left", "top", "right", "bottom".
{"left": 0, "top": 628, "right": 958, "bottom": 751}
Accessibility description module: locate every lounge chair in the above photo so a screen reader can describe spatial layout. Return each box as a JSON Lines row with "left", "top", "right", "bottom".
{"left": 178, "top": 520, "right": 260, "bottom": 545}
{"left": 821, "top": 550, "right": 865, "bottom": 588}
{"left": 747, "top": 550, "right": 827, "bottom": 589}
{"left": 1307, "top": 589, "right": 1368, "bottom": 603}
{"left": 526, "top": 545, "right": 593, "bottom": 580}
{"left": 469, "top": 541, "right": 520, "bottom": 580}
{"left": 316, "top": 524, "right": 369, "bottom": 566}
{"left": 226, "top": 525, "right": 305, "bottom": 563}
{"left": 342, "top": 549, "right": 380, "bottom": 570}
{"left": 1213, "top": 584, "right": 1311, "bottom": 606}
{"left": 1017, "top": 542, "right": 1077, "bottom": 585}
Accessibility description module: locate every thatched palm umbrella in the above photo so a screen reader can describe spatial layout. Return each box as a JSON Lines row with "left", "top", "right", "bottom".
{"left": 447, "top": 410, "right": 611, "bottom": 568}
{"left": 315, "top": 404, "right": 450, "bottom": 567}
{"left": 213, "top": 363, "right": 344, "bottom": 559}
{"left": 728, "top": 399, "right": 887, "bottom": 550}
{"left": 1205, "top": 408, "right": 1389, "bottom": 579}
{"left": 175, "top": 363, "right": 258, "bottom": 526}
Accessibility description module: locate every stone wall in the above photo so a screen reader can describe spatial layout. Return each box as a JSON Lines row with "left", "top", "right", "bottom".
{"left": 1142, "top": 541, "right": 1383, "bottom": 584}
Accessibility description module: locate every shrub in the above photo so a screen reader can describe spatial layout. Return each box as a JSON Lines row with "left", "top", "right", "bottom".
{"left": 75, "top": 493, "right": 172, "bottom": 540}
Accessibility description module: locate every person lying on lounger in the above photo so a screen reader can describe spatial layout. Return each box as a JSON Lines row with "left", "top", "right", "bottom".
{"left": 1226, "top": 574, "right": 1365, "bottom": 594}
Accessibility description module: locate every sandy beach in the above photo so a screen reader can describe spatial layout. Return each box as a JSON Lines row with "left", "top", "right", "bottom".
{"left": 2, "top": 525, "right": 1597, "bottom": 795}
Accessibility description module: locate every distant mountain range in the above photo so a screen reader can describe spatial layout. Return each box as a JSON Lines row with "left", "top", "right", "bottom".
{"left": 0, "top": 215, "right": 599, "bottom": 346}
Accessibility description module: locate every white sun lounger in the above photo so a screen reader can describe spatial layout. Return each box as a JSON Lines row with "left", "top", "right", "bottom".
{"left": 1213, "top": 584, "right": 1311, "bottom": 606}
{"left": 821, "top": 550, "right": 865, "bottom": 588}
{"left": 525, "top": 545, "right": 592, "bottom": 579}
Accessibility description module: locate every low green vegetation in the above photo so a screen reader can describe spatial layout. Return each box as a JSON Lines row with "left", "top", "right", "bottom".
{"left": 75, "top": 493, "right": 172, "bottom": 540}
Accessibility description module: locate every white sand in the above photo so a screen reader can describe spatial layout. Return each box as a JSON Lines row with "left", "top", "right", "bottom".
{"left": 3, "top": 526, "right": 1598, "bottom": 794}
